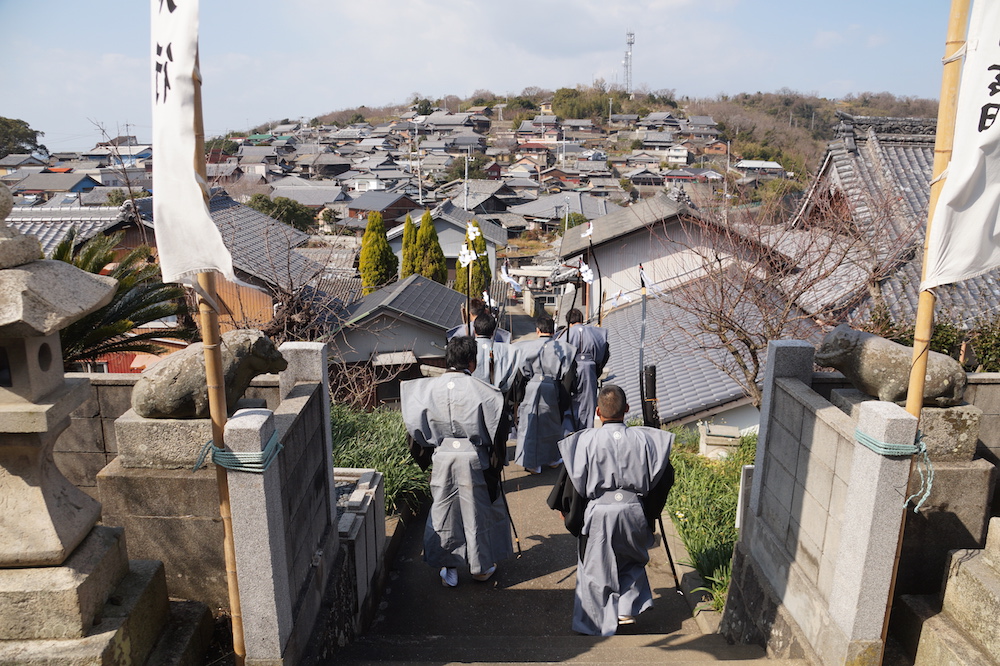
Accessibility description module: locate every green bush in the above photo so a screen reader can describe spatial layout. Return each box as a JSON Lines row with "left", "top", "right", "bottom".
{"left": 667, "top": 428, "right": 756, "bottom": 611}
{"left": 330, "top": 403, "right": 430, "bottom": 515}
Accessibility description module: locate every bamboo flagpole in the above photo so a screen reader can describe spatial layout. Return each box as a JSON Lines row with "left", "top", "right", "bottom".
{"left": 883, "top": 0, "right": 969, "bottom": 656}
{"left": 151, "top": 2, "right": 245, "bottom": 662}
{"left": 193, "top": 65, "right": 246, "bottom": 666}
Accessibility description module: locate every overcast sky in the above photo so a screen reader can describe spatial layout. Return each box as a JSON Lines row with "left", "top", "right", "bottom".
{"left": 2, "top": 0, "right": 954, "bottom": 152}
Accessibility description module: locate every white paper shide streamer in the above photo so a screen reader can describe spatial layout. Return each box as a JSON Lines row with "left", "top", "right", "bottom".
{"left": 151, "top": 0, "right": 235, "bottom": 285}
{"left": 922, "top": 0, "right": 1000, "bottom": 291}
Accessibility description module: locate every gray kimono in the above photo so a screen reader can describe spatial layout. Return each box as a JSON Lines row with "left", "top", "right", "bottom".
{"left": 511, "top": 336, "right": 577, "bottom": 469}
{"left": 400, "top": 372, "right": 513, "bottom": 575}
{"left": 473, "top": 336, "right": 519, "bottom": 393}
{"left": 565, "top": 324, "right": 610, "bottom": 431}
{"left": 557, "top": 423, "right": 673, "bottom": 636}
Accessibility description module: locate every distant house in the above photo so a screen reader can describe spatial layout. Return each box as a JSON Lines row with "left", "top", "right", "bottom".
{"left": 386, "top": 199, "right": 507, "bottom": 281}
{"left": 328, "top": 273, "right": 467, "bottom": 406}
{"left": 623, "top": 168, "right": 665, "bottom": 187}
{"left": 9, "top": 172, "right": 101, "bottom": 202}
{"left": 345, "top": 191, "right": 419, "bottom": 226}
{"left": 734, "top": 159, "right": 786, "bottom": 178}
{"left": 510, "top": 191, "right": 622, "bottom": 233}
{"left": 483, "top": 160, "right": 502, "bottom": 180}
{"left": 609, "top": 114, "right": 639, "bottom": 127}
{"left": 0, "top": 153, "right": 45, "bottom": 175}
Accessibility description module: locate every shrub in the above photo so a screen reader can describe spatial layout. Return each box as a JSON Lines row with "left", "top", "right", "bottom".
{"left": 667, "top": 428, "right": 756, "bottom": 611}
{"left": 330, "top": 403, "right": 430, "bottom": 515}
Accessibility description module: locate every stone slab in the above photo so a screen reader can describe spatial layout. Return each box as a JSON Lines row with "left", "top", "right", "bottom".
{"left": 0, "top": 559, "right": 171, "bottom": 665}
{"left": 97, "top": 456, "right": 220, "bottom": 518}
{"left": 0, "top": 526, "right": 128, "bottom": 640}
{"left": 940, "top": 547, "right": 1000, "bottom": 657}
{"left": 0, "top": 259, "right": 115, "bottom": 338}
{"left": 114, "top": 408, "right": 215, "bottom": 469}
{"left": 0, "top": 377, "right": 90, "bottom": 433}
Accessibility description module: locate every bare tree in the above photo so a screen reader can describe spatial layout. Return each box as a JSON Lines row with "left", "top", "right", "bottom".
{"left": 657, "top": 190, "right": 914, "bottom": 407}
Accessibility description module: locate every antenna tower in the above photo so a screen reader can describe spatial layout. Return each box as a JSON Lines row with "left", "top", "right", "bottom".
{"left": 624, "top": 30, "right": 635, "bottom": 96}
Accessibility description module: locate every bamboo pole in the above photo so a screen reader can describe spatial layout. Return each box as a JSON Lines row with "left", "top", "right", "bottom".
{"left": 881, "top": 0, "right": 969, "bottom": 658}
{"left": 193, "top": 53, "right": 246, "bottom": 666}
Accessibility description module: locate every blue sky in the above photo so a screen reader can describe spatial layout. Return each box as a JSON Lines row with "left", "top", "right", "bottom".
{"left": 1, "top": 0, "right": 954, "bottom": 152}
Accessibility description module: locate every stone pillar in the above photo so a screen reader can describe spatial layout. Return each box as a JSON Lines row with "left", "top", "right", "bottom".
{"left": 226, "top": 408, "right": 294, "bottom": 663}
{"left": 278, "top": 341, "right": 336, "bottom": 519}
{"left": 826, "top": 400, "right": 916, "bottom": 664}
{"left": 750, "top": 339, "right": 815, "bottom": 514}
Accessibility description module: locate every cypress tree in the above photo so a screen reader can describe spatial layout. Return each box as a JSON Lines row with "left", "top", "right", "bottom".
{"left": 415, "top": 210, "right": 447, "bottom": 284}
{"left": 359, "top": 212, "right": 398, "bottom": 295}
{"left": 400, "top": 214, "right": 417, "bottom": 279}
{"left": 455, "top": 219, "right": 492, "bottom": 298}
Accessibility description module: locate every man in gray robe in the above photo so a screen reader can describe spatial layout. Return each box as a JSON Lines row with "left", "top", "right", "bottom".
{"left": 473, "top": 312, "right": 518, "bottom": 393}
{"left": 447, "top": 297, "right": 512, "bottom": 343}
{"left": 510, "top": 315, "right": 577, "bottom": 474}
{"left": 563, "top": 308, "right": 610, "bottom": 432}
{"left": 547, "top": 384, "right": 674, "bottom": 635}
{"left": 401, "top": 337, "right": 513, "bottom": 586}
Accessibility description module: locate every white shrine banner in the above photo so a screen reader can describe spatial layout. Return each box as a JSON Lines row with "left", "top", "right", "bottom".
{"left": 151, "top": 0, "right": 235, "bottom": 285}
{"left": 922, "top": 0, "right": 1000, "bottom": 291}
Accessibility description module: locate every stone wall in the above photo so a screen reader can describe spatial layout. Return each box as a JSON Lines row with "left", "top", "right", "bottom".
{"left": 722, "top": 341, "right": 915, "bottom": 665}
{"left": 56, "top": 372, "right": 281, "bottom": 499}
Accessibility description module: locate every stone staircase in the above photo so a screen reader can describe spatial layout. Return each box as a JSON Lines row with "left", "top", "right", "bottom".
{"left": 330, "top": 463, "right": 805, "bottom": 666}
{"left": 338, "top": 632, "right": 804, "bottom": 664}
{"left": 899, "top": 516, "right": 1000, "bottom": 665}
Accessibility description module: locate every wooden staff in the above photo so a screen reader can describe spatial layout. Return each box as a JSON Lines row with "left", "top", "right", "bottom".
{"left": 883, "top": 0, "right": 969, "bottom": 658}
{"left": 193, "top": 52, "right": 246, "bottom": 666}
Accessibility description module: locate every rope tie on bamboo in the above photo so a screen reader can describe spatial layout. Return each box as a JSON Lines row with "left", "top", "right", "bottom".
{"left": 854, "top": 429, "right": 934, "bottom": 512}
{"left": 193, "top": 430, "right": 283, "bottom": 473}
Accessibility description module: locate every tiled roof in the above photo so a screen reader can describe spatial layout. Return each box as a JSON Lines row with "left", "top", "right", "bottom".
{"left": 602, "top": 295, "right": 748, "bottom": 424}
{"left": 559, "top": 192, "right": 686, "bottom": 259}
{"left": 6, "top": 206, "right": 129, "bottom": 256}
{"left": 799, "top": 113, "right": 1000, "bottom": 327}
{"left": 10, "top": 172, "right": 100, "bottom": 192}
{"left": 509, "top": 191, "right": 623, "bottom": 223}
{"left": 348, "top": 191, "right": 411, "bottom": 212}
{"left": 270, "top": 185, "right": 345, "bottom": 207}
{"left": 341, "top": 274, "right": 464, "bottom": 331}
{"left": 133, "top": 195, "right": 322, "bottom": 291}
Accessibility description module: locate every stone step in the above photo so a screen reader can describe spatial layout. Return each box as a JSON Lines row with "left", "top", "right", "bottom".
{"left": 0, "top": 559, "right": 169, "bottom": 665}
{"left": 939, "top": 548, "right": 1000, "bottom": 658}
{"left": 145, "top": 600, "right": 215, "bottom": 666}
{"left": 335, "top": 633, "right": 807, "bottom": 664}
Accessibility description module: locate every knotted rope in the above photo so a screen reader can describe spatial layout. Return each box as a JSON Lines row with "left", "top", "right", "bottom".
{"left": 854, "top": 429, "right": 934, "bottom": 511}
{"left": 194, "top": 430, "right": 283, "bottom": 473}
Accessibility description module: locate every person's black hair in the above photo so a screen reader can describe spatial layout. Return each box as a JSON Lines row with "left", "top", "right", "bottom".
{"left": 446, "top": 336, "right": 478, "bottom": 370}
{"left": 566, "top": 308, "right": 584, "bottom": 325}
{"left": 535, "top": 314, "right": 555, "bottom": 335}
{"left": 598, "top": 384, "right": 627, "bottom": 420}
{"left": 469, "top": 298, "right": 487, "bottom": 318}
{"left": 474, "top": 312, "right": 497, "bottom": 338}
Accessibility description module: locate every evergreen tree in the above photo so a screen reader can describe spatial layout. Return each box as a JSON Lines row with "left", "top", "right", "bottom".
{"left": 455, "top": 219, "right": 491, "bottom": 298}
{"left": 414, "top": 211, "right": 447, "bottom": 284}
{"left": 399, "top": 214, "right": 417, "bottom": 279}
{"left": 359, "top": 212, "right": 398, "bottom": 294}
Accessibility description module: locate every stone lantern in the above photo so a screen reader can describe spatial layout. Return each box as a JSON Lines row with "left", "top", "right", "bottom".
{"left": 0, "top": 182, "right": 117, "bottom": 566}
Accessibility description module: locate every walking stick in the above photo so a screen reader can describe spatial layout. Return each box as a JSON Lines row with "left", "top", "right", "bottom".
{"left": 657, "top": 515, "right": 683, "bottom": 595}
{"left": 499, "top": 468, "right": 522, "bottom": 557}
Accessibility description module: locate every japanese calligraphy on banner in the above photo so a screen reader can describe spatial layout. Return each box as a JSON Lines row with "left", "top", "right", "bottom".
{"left": 151, "top": 0, "right": 235, "bottom": 285}
{"left": 921, "top": 0, "right": 1000, "bottom": 291}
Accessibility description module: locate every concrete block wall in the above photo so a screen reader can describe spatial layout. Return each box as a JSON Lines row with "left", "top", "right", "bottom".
{"left": 723, "top": 340, "right": 915, "bottom": 666}
{"left": 56, "top": 373, "right": 136, "bottom": 498}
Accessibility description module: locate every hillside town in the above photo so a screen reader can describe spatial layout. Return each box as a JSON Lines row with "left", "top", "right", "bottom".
{"left": 2, "top": 57, "right": 999, "bottom": 666}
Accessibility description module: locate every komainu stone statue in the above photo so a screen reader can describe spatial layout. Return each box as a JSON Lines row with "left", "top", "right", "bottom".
{"left": 131, "top": 329, "right": 288, "bottom": 418}
{"left": 815, "top": 324, "right": 967, "bottom": 407}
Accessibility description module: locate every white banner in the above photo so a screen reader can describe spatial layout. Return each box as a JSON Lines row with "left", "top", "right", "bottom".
{"left": 922, "top": 0, "right": 1000, "bottom": 291}
{"left": 151, "top": 0, "right": 235, "bottom": 285}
